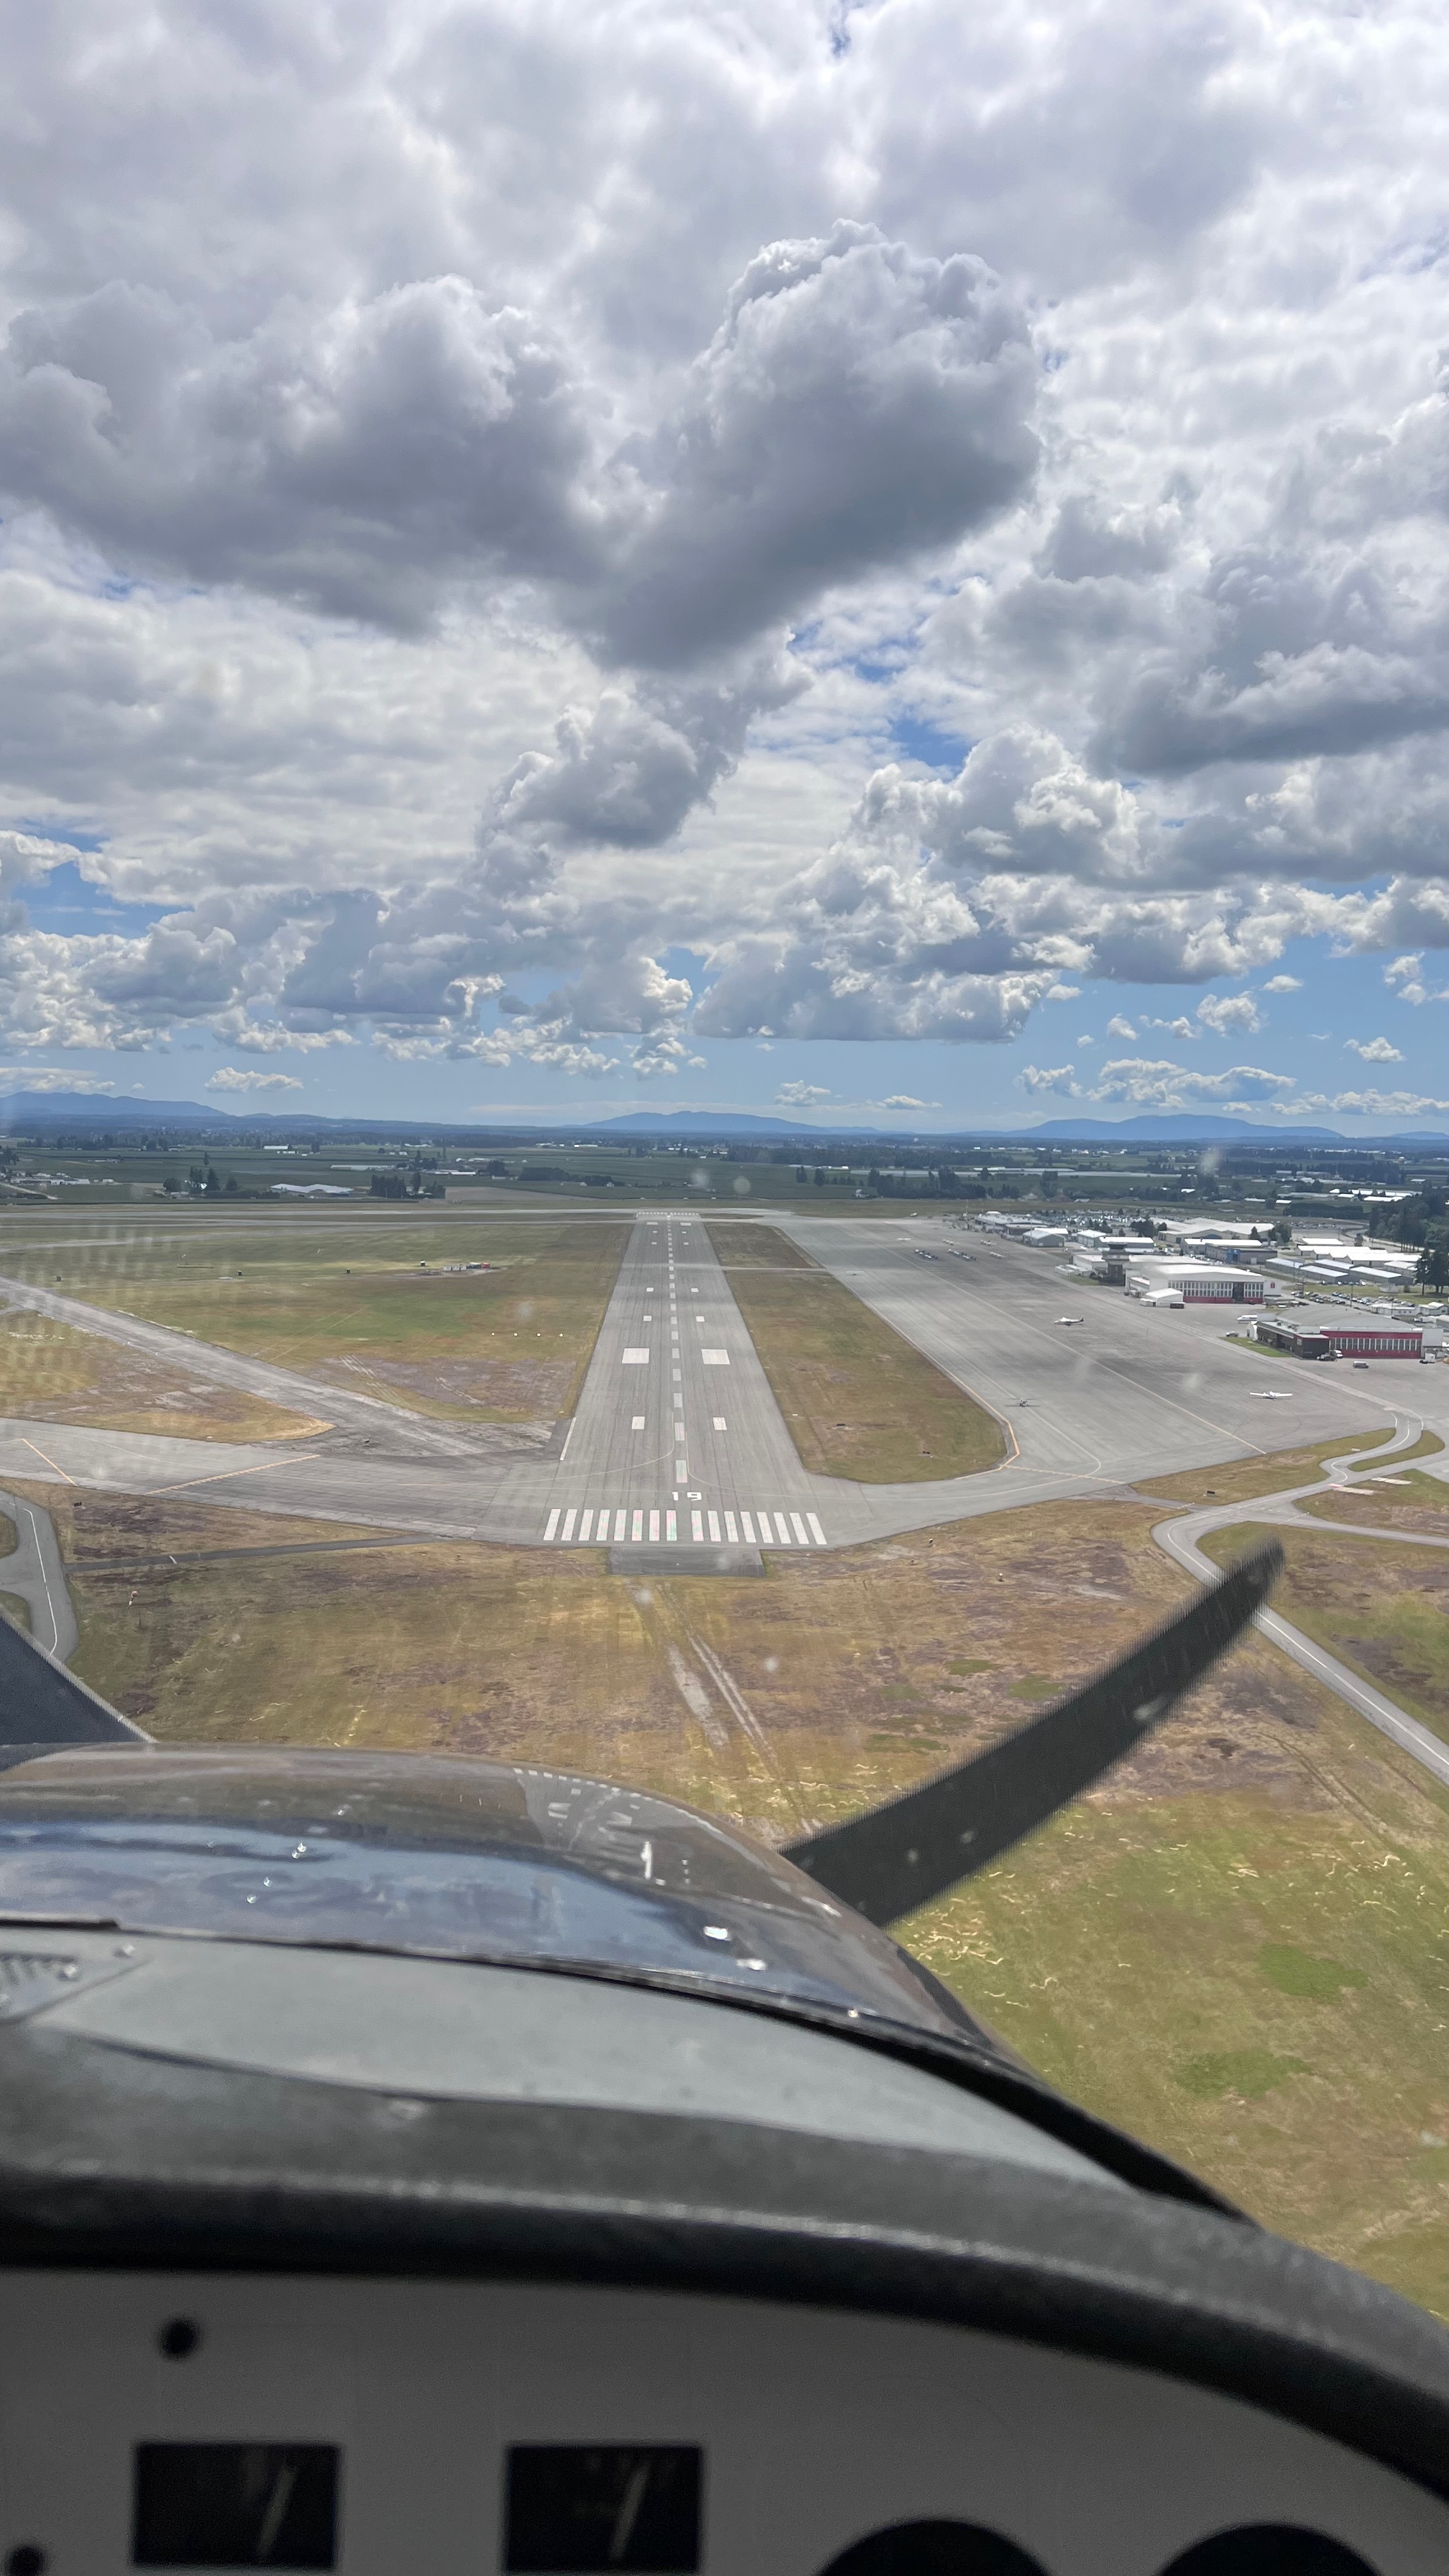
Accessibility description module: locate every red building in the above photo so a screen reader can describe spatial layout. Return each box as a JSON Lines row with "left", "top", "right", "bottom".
{"left": 1255, "top": 1316, "right": 1422, "bottom": 1361}
{"left": 1326, "top": 1321, "right": 1423, "bottom": 1359}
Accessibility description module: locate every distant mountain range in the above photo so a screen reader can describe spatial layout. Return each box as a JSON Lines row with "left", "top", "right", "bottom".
{"left": 0, "top": 1091, "right": 228, "bottom": 1127}
{"left": 585, "top": 1109, "right": 850, "bottom": 1138}
{"left": 0, "top": 1092, "right": 852, "bottom": 1139}
{"left": 1023, "top": 1114, "right": 1351, "bottom": 1143}
{"left": 1, "top": 1089, "right": 1448, "bottom": 1150}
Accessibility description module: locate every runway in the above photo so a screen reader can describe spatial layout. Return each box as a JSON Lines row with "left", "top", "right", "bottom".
{"left": 533, "top": 1211, "right": 831, "bottom": 1551}
{"left": 6, "top": 1201, "right": 1447, "bottom": 1800}
{"left": 0, "top": 1209, "right": 1443, "bottom": 1561}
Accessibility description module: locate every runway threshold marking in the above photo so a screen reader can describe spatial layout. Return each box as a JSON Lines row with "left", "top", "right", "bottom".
{"left": 541, "top": 1502, "right": 828, "bottom": 1547}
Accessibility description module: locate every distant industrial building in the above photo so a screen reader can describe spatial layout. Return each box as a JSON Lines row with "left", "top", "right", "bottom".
{"left": 1125, "top": 1257, "right": 1270, "bottom": 1305}
{"left": 1075, "top": 1231, "right": 1157, "bottom": 1255}
{"left": 1163, "top": 1222, "right": 1275, "bottom": 1261}
{"left": 1254, "top": 1315, "right": 1423, "bottom": 1362}
{"left": 1270, "top": 1235, "right": 1423, "bottom": 1291}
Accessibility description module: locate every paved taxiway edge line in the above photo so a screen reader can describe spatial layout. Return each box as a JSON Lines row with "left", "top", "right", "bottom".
{"left": 0, "top": 1486, "right": 78, "bottom": 1662}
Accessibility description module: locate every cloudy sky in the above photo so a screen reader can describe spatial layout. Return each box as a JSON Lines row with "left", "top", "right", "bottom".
{"left": 3, "top": 0, "right": 1449, "bottom": 1132}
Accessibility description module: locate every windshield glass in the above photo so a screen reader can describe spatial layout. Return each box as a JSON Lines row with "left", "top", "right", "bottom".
{"left": 0, "top": 1750, "right": 977, "bottom": 2039}
{"left": 2, "top": 0, "right": 1448, "bottom": 2336}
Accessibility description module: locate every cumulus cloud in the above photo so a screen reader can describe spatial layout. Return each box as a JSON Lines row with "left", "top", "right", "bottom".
{"left": 1017, "top": 1063, "right": 1081, "bottom": 1096}
{"left": 597, "top": 224, "right": 1038, "bottom": 666}
{"left": 1091, "top": 547, "right": 1449, "bottom": 779}
{"left": 1323, "top": 1089, "right": 1449, "bottom": 1119}
{"left": 204, "top": 1066, "right": 303, "bottom": 1093}
{"left": 632, "top": 1030, "right": 707, "bottom": 1079}
{"left": 1379, "top": 953, "right": 1448, "bottom": 1005}
{"left": 2, "top": 0, "right": 1449, "bottom": 1113}
{"left": 0, "top": 280, "right": 602, "bottom": 632}
{"left": 776, "top": 1080, "right": 832, "bottom": 1105}
{"left": 1345, "top": 1035, "right": 1404, "bottom": 1062}
{"left": 0, "top": 1066, "right": 116, "bottom": 1093}
{"left": 1091, "top": 1056, "right": 1296, "bottom": 1108}
{"left": 0, "top": 222, "right": 1037, "bottom": 674}
{"left": 1197, "top": 992, "right": 1264, "bottom": 1036}
{"left": 488, "top": 669, "right": 797, "bottom": 851}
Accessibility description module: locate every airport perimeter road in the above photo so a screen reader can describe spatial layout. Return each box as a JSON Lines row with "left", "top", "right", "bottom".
{"left": 773, "top": 1213, "right": 1436, "bottom": 1482}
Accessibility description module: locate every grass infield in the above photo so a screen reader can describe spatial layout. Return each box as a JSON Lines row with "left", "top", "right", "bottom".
{"left": 0, "top": 1216, "right": 629, "bottom": 1425}
{"left": 1135, "top": 1428, "right": 1398, "bottom": 1508}
{"left": 0, "top": 1307, "right": 318, "bottom": 1443}
{"left": 1199, "top": 1517, "right": 1449, "bottom": 1750}
{"left": 1300, "top": 1468, "right": 1449, "bottom": 1534}
{"left": 707, "top": 1222, "right": 1007, "bottom": 1482}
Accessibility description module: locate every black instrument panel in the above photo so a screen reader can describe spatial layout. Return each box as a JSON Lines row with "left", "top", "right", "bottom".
{"left": 0, "top": 2276, "right": 1440, "bottom": 2575}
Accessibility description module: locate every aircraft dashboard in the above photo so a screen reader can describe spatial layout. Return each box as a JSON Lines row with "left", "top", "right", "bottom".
{"left": 3, "top": 2271, "right": 1445, "bottom": 2576}
{"left": 2, "top": 1913, "right": 1448, "bottom": 2576}
{"left": 4, "top": 1595, "right": 1449, "bottom": 2576}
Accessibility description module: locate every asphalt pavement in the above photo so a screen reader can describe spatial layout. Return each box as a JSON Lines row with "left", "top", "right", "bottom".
{"left": 775, "top": 1213, "right": 1437, "bottom": 1480}
{"left": 0, "top": 1209, "right": 1444, "bottom": 1565}
{"left": 0, "top": 1484, "right": 79, "bottom": 1660}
